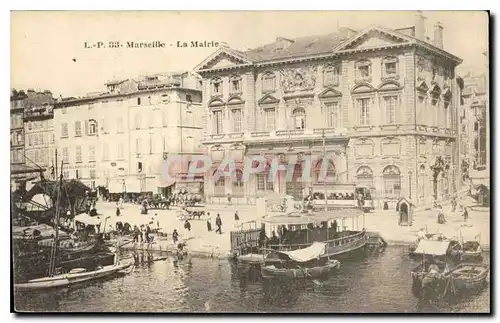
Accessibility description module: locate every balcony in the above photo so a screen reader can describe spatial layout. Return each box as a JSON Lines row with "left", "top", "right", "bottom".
{"left": 138, "top": 77, "right": 182, "bottom": 90}
{"left": 24, "top": 106, "right": 54, "bottom": 120}
{"left": 276, "top": 129, "right": 305, "bottom": 136}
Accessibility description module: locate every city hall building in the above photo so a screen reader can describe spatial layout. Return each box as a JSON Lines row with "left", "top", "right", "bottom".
{"left": 195, "top": 13, "right": 462, "bottom": 209}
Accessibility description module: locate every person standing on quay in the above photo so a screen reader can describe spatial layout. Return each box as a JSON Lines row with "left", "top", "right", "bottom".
{"left": 234, "top": 211, "right": 240, "bottom": 229}
{"left": 206, "top": 212, "right": 212, "bottom": 232}
{"left": 173, "top": 229, "right": 179, "bottom": 244}
{"left": 215, "top": 213, "right": 222, "bottom": 234}
{"left": 184, "top": 219, "right": 192, "bottom": 240}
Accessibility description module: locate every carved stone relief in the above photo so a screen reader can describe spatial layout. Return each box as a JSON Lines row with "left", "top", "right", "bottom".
{"left": 279, "top": 65, "right": 318, "bottom": 93}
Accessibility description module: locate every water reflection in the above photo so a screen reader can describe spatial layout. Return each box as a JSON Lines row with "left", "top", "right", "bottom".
{"left": 14, "top": 247, "right": 490, "bottom": 313}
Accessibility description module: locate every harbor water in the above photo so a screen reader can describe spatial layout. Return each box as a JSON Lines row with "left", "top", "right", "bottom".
{"left": 14, "top": 246, "right": 490, "bottom": 313}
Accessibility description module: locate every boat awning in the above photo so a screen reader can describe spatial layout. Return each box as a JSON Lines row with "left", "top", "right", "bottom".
{"left": 413, "top": 240, "right": 450, "bottom": 256}
{"left": 126, "top": 179, "right": 141, "bottom": 193}
{"left": 261, "top": 208, "right": 363, "bottom": 225}
{"left": 108, "top": 180, "right": 124, "bottom": 194}
{"left": 280, "top": 242, "right": 327, "bottom": 262}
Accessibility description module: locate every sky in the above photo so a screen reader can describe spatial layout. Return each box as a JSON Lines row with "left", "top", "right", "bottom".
{"left": 11, "top": 11, "right": 489, "bottom": 97}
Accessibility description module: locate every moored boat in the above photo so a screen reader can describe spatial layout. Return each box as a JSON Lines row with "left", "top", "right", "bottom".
{"left": 261, "top": 260, "right": 340, "bottom": 279}
{"left": 260, "top": 242, "right": 341, "bottom": 280}
{"left": 14, "top": 258, "right": 135, "bottom": 290}
{"left": 411, "top": 262, "right": 489, "bottom": 300}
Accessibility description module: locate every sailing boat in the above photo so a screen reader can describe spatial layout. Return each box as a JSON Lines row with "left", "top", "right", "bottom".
{"left": 14, "top": 163, "right": 134, "bottom": 290}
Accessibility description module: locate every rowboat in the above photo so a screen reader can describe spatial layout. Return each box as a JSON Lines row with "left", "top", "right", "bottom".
{"left": 261, "top": 259, "right": 340, "bottom": 279}
{"left": 411, "top": 262, "right": 489, "bottom": 300}
{"left": 14, "top": 258, "right": 134, "bottom": 290}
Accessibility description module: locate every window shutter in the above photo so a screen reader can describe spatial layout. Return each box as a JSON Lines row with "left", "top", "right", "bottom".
{"left": 85, "top": 120, "right": 89, "bottom": 135}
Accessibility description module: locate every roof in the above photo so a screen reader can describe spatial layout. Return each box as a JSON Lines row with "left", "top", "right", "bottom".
{"left": 104, "top": 79, "right": 128, "bottom": 86}
{"left": 241, "top": 31, "right": 348, "bottom": 62}
{"left": 279, "top": 242, "right": 327, "bottom": 262}
{"left": 413, "top": 240, "right": 450, "bottom": 256}
{"left": 261, "top": 208, "right": 363, "bottom": 225}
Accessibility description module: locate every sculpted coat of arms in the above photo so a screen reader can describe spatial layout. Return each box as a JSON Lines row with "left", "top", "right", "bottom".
{"left": 279, "top": 66, "right": 317, "bottom": 93}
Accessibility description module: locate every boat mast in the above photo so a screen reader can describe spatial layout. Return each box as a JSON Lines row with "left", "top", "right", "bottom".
{"left": 48, "top": 160, "right": 64, "bottom": 277}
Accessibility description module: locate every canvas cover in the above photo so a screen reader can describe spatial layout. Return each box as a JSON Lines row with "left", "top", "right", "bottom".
{"left": 282, "top": 242, "right": 327, "bottom": 262}
{"left": 413, "top": 240, "right": 450, "bottom": 256}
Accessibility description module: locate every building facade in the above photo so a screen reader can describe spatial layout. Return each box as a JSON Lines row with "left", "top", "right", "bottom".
{"left": 457, "top": 71, "right": 489, "bottom": 188}
{"left": 196, "top": 13, "right": 462, "bottom": 208}
{"left": 54, "top": 72, "right": 203, "bottom": 196}
{"left": 23, "top": 92, "right": 56, "bottom": 180}
{"left": 11, "top": 89, "right": 55, "bottom": 185}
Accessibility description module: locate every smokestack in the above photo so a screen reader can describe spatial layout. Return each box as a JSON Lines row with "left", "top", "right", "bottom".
{"left": 433, "top": 22, "right": 444, "bottom": 49}
{"left": 414, "top": 11, "right": 426, "bottom": 41}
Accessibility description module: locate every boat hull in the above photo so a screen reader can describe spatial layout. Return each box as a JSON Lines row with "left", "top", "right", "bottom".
{"left": 14, "top": 260, "right": 134, "bottom": 290}
{"left": 411, "top": 263, "right": 489, "bottom": 299}
{"left": 261, "top": 260, "right": 340, "bottom": 280}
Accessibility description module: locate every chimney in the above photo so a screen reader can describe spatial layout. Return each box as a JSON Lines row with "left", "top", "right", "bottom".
{"left": 414, "top": 11, "right": 426, "bottom": 41}
{"left": 433, "top": 22, "right": 444, "bottom": 49}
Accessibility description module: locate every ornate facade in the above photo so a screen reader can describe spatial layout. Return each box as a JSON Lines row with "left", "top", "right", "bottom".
{"left": 195, "top": 18, "right": 462, "bottom": 208}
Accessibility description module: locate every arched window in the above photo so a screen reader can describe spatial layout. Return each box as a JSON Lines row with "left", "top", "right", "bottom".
{"left": 315, "top": 159, "right": 336, "bottom": 183}
{"left": 383, "top": 165, "right": 401, "bottom": 198}
{"left": 213, "top": 169, "right": 225, "bottom": 196}
{"left": 356, "top": 166, "right": 374, "bottom": 188}
{"left": 293, "top": 108, "right": 306, "bottom": 129}
{"left": 232, "top": 169, "right": 244, "bottom": 196}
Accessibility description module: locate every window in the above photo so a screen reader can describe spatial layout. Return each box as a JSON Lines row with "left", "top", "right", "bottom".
{"left": 315, "top": 159, "right": 336, "bottom": 183}
{"left": 257, "top": 173, "right": 274, "bottom": 191}
{"left": 102, "top": 143, "right": 109, "bottom": 161}
{"left": 324, "top": 65, "right": 340, "bottom": 85}
{"left": 34, "top": 134, "right": 39, "bottom": 145}
{"left": 28, "top": 135, "right": 32, "bottom": 146}
{"left": 63, "top": 147, "right": 69, "bottom": 162}
{"left": 86, "top": 120, "right": 97, "bottom": 135}
{"left": 213, "top": 110, "right": 223, "bottom": 134}
{"left": 135, "top": 138, "right": 142, "bottom": 154}
{"left": 135, "top": 113, "right": 142, "bottom": 129}
{"left": 51, "top": 133, "right": 55, "bottom": 144}
{"left": 61, "top": 123, "right": 68, "bottom": 137}
{"left": 231, "top": 109, "right": 242, "bottom": 133}
{"left": 232, "top": 170, "right": 244, "bottom": 196}
{"left": 62, "top": 107, "right": 67, "bottom": 114}
{"left": 74, "top": 121, "right": 82, "bottom": 136}
{"left": 148, "top": 112, "right": 154, "bottom": 128}
{"left": 17, "top": 133, "right": 22, "bottom": 145}
{"left": 118, "top": 142, "right": 124, "bottom": 159}
{"left": 211, "top": 78, "right": 222, "bottom": 96}
{"left": 264, "top": 108, "right": 276, "bottom": 132}
{"left": 213, "top": 170, "right": 225, "bottom": 196}
{"left": 75, "top": 146, "right": 82, "bottom": 163}
{"left": 117, "top": 117, "right": 124, "bottom": 133}
{"left": 89, "top": 145, "right": 95, "bottom": 161}
{"left": 357, "top": 98, "right": 371, "bottom": 125}
{"left": 117, "top": 99, "right": 123, "bottom": 106}
{"left": 262, "top": 73, "right": 276, "bottom": 92}
{"left": 355, "top": 61, "right": 371, "bottom": 81}
{"left": 39, "top": 133, "right": 44, "bottom": 145}
{"left": 383, "top": 165, "right": 401, "bottom": 198}
{"left": 293, "top": 108, "right": 306, "bottom": 129}
{"left": 149, "top": 135, "right": 153, "bottom": 154}
{"left": 148, "top": 96, "right": 152, "bottom": 105}
{"left": 384, "top": 96, "right": 398, "bottom": 124}
{"left": 90, "top": 169, "right": 96, "bottom": 179}
{"left": 162, "top": 110, "right": 168, "bottom": 127}
{"left": 324, "top": 102, "right": 340, "bottom": 128}
{"left": 382, "top": 57, "right": 398, "bottom": 79}
{"left": 137, "top": 97, "right": 141, "bottom": 105}
{"left": 230, "top": 77, "right": 241, "bottom": 93}
{"left": 101, "top": 118, "right": 108, "bottom": 134}
{"left": 356, "top": 166, "right": 374, "bottom": 188}
{"left": 88, "top": 103, "right": 95, "bottom": 110}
